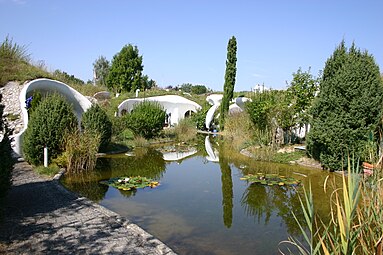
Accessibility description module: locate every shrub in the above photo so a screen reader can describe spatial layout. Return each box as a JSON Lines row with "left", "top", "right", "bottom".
{"left": 307, "top": 41, "right": 383, "bottom": 170}
{"left": 23, "top": 94, "right": 77, "bottom": 165}
{"left": 81, "top": 104, "right": 112, "bottom": 152}
{"left": 192, "top": 102, "right": 210, "bottom": 131}
{"left": 123, "top": 101, "right": 166, "bottom": 139}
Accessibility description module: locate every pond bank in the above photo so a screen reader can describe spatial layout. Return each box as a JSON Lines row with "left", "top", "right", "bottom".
{"left": 0, "top": 160, "right": 176, "bottom": 255}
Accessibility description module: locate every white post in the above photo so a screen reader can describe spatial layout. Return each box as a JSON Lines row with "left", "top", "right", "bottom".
{"left": 44, "top": 146, "right": 48, "bottom": 167}
{"left": 136, "top": 89, "right": 140, "bottom": 98}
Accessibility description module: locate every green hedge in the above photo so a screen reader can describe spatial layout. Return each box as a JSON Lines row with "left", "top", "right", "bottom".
{"left": 123, "top": 101, "right": 165, "bottom": 139}
{"left": 81, "top": 104, "right": 112, "bottom": 152}
{"left": 23, "top": 94, "right": 77, "bottom": 165}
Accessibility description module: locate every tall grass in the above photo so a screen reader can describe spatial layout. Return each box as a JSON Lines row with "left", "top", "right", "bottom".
{"left": 0, "top": 36, "right": 51, "bottom": 85}
{"left": 223, "top": 112, "right": 255, "bottom": 150}
{"left": 173, "top": 118, "right": 197, "bottom": 142}
{"left": 64, "top": 130, "right": 100, "bottom": 174}
{"left": 281, "top": 156, "right": 383, "bottom": 255}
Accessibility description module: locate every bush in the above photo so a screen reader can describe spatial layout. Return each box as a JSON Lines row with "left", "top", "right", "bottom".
{"left": 23, "top": 94, "right": 77, "bottom": 165}
{"left": 123, "top": 101, "right": 165, "bottom": 139}
{"left": 192, "top": 102, "right": 210, "bottom": 131}
{"left": 307, "top": 41, "right": 383, "bottom": 170}
{"left": 81, "top": 104, "right": 112, "bottom": 152}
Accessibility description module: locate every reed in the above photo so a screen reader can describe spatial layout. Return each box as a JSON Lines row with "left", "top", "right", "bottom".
{"left": 64, "top": 130, "right": 100, "bottom": 174}
{"left": 280, "top": 156, "right": 383, "bottom": 254}
{"left": 173, "top": 118, "right": 197, "bottom": 142}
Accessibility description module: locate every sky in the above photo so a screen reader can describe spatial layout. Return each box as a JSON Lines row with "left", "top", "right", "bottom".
{"left": 0, "top": 0, "right": 382, "bottom": 92}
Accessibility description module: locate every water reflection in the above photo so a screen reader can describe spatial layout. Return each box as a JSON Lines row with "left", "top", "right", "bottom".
{"left": 62, "top": 147, "right": 166, "bottom": 201}
{"left": 205, "top": 135, "right": 219, "bottom": 162}
{"left": 62, "top": 135, "right": 336, "bottom": 254}
{"left": 63, "top": 171, "right": 109, "bottom": 202}
{"left": 100, "top": 147, "right": 166, "bottom": 179}
{"left": 219, "top": 156, "right": 233, "bottom": 228}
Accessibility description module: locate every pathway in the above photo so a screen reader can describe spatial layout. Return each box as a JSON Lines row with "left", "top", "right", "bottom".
{"left": 0, "top": 161, "right": 176, "bottom": 255}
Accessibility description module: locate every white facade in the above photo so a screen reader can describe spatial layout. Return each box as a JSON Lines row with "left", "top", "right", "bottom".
{"left": 14, "top": 78, "right": 92, "bottom": 155}
{"left": 117, "top": 95, "right": 201, "bottom": 126}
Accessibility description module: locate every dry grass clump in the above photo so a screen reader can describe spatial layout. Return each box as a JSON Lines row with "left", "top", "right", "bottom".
{"left": 174, "top": 118, "right": 197, "bottom": 142}
{"left": 222, "top": 112, "right": 255, "bottom": 151}
{"left": 64, "top": 130, "right": 100, "bottom": 174}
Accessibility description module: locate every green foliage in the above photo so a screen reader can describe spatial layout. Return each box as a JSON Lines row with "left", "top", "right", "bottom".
{"left": 23, "top": 94, "right": 77, "bottom": 165}
{"left": 93, "top": 55, "right": 110, "bottom": 86}
{"left": 100, "top": 176, "right": 159, "bottom": 191}
{"left": 220, "top": 36, "right": 237, "bottom": 130}
{"left": 287, "top": 67, "right": 319, "bottom": 127}
{"left": 307, "top": 41, "right": 383, "bottom": 170}
{"left": 123, "top": 101, "right": 166, "bottom": 139}
{"left": 53, "top": 69, "right": 84, "bottom": 85}
{"left": 0, "top": 36, "right": 51, "bottom": 86}
{"left": 192, "top": 101, "right": 210, "bottom": 130}
{"left": 107, "top": 44, "right": 143, "bottom": 93}
{"left": 241, "top": 173, "right": 301, "bottom": 186}
{"left": 0, "top": 93, "right": 14, "bottom": 198}
{"left": 34, "top": 164, "right": 60, "bottom": 177}
{"left": 81, "top": 104, "right": 112, "bottom": 152}
{"left": 246, "top": 90, "right": 280, "bottom": 145}
{"left": 191, "top": 84, "right": 208, "bottom": 94}
{"left": 64, "top": 129, "right": 100, "bottom": 174}
{"left": 180, "top": 83, "right": 193, "bottom": 93}
{"left": 174, "top": 118, "right": 197, "bottom": 142}
{"left": 141, "top": 75, "right": 157, "bottom": 90}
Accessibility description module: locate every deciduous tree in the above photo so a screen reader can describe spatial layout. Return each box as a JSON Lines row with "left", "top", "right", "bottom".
{"left": 106, "top": 44, "right": 143, "bottom": 93}
{"left": 93, "top": 55, "right": 110, "bottom": 86}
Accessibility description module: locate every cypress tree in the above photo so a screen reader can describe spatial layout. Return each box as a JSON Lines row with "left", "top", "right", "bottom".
{"left": 220, "top": 36, "right": 237, "bottom": 130}
{"left": 307, "top": 41, "right": 383, "bottom": 170}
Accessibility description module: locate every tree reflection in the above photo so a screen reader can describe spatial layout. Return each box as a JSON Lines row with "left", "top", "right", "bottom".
{"left": 241, "top": 184, "right": 272, "bottom": 224}
{"left": 62, "top": 171, "right": 110, "bottom": 202}
{"left": 63, "top": 147, "right": 166, "bottom": 201}
{"left": 98, "top": 147, "right": 166, "bottom": 179}
{"left": 218, "top": 139, "right": 233, "bottom": 228}
{"left": 240, "top": 180, "right": 305, "bottom": 236}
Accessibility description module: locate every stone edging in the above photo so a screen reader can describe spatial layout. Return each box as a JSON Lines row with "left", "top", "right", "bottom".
{"left": 52, "top": 168, "right": 176, "bottom": 255}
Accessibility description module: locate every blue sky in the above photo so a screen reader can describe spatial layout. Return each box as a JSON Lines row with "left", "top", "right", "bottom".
{"left": 1, "top": 0, "right": 382, "bottom": 91}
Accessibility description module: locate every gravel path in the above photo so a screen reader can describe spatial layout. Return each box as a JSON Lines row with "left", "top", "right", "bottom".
{"left": 0, "top": 161, "right": 176, "bottom": 254}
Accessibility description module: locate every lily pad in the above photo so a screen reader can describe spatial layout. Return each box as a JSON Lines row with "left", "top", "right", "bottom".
{"left": 100, "top": 176, "right": 159, "bottom": 191}
{"left": 241, "top": 173, "right": 301, "bottom": 187}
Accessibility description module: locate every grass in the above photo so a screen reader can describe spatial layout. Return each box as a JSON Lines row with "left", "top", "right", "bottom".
{"left": 281, "top": 156, "right": 383, "bottom": 255}
{"left": 223, "top": 112, "right": 255, "bottom": 151}
{"left": 272, "top": 150, "right": 306, "bottom": 164}
{"left": 34, "top": 164, "right": 61, "bottom": 177}
{"left": 0, "top": 36, "right": 52, "bottom": 86}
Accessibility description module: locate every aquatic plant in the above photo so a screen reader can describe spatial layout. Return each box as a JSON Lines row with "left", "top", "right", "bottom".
{"left": 100, "top": 176, "right": 159, "bottom": 191}
{"left": 240, "top": 173, "right": 301, "bottom": 186}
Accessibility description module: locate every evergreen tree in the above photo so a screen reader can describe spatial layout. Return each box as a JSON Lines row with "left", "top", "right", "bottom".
{"left": 106, "top": 44, "right": 143, "bottom": 93}
{"left": 220, "top": 36, "right": 237, "bottom": 130}
{"left": 307, "top": 41, "right": 383, "bottom": 170}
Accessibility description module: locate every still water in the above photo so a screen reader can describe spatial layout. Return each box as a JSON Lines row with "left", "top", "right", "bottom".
{"left": 63, "top": 135, "right": 337, "bottom": 255}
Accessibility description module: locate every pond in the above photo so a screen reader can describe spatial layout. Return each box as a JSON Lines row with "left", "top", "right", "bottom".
{"left": 62, "top": 135, "right": 338, "bottom": 255}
